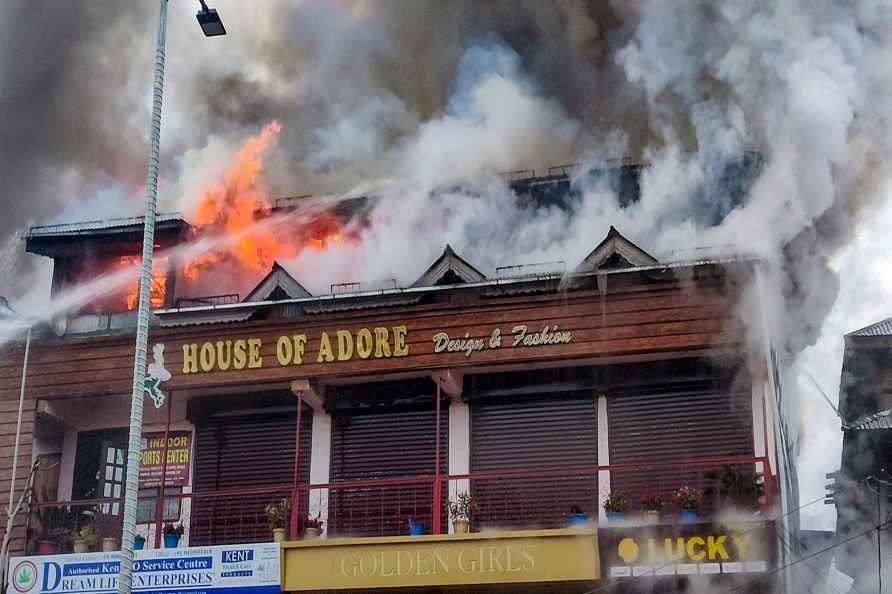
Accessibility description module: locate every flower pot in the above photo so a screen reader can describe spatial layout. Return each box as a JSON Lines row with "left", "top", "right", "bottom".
{"left": 681, "top": 509, "right": 699, "bottom": 523}
{"left": 272, "top": 528, "right": 286, "bottom": 543}
{"left": 72, "top": 538, "right": 89, "bottom": 553}
{"left": 644, "top": 510, "right": 660, "bottom": 524}
{"left": 304, "top": 527, "right": 320, "bottom": 540}
{"left": 37, "top": 540, "right": 59, "bottom": 555}
{"left": 570, "top": 513, "right": 589, "bottom": 526}
{"left": 163, "top": 533, "right": 180, "bottom": 548}
{"left": 453, "top": 518, "right": 470, "bottom": 534}
{"left": 408, "top": 522, "right": 424, "bottom": 536}
{"left": 102, "top": 537, "right": 118, "bottom": 552}
{"left": 133, "top": 535, "right": 146, "bottom": 550}
{"left": 606, "top": 511, "right": 625, "bottom": 523}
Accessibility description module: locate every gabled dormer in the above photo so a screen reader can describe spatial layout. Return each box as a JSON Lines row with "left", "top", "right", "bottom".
{"left": 243, "top": 262, "right": 311, "bottom": 302}
{"left": 576, "top": 226, "right": 657, "bottom": 272}
{"left": 412, "top": 245, "right": 486, "bottom": 288}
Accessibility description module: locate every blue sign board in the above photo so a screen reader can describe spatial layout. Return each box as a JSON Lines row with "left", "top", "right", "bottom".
{"left": 7, "top": 543, "right": 280, "bottom": 594}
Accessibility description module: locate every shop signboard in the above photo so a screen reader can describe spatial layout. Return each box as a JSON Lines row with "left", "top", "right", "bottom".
{"left": 598, "top": 521, "right": 776, "bottom": 581}
{"left": 7, "top": 542, "right": 280, "bottom": 594}
{"left": 138, "top": 431, "right": 192, "bottom": 489}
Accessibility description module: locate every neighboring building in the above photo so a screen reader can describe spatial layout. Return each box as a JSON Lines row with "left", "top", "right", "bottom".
{"left": 0, "top": 168, "right": 794, "bottom": 593}
{"left": 833, "top": 316, "right": 892, "bottom": 592}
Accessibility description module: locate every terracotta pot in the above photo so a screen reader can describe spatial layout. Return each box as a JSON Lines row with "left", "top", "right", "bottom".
{"left": 453, "top": 518, "right": 470, "bottom": 534}
{"left": 102, "top": 537, "right": 118, "bottom": 552}
{"left": 37, "top": 540, "right": 59, "bottom": 555}
{"left": 73, "top": 538, "right": 89, "bottom": 553}
{"left": 644, "top": 510, "right": 660, "bottom": 524}
{"left": 304, "top": 527, "right": 320, "bottom": 540}
{"left": 272, "top": 528, "right": 286, "bottom": 543}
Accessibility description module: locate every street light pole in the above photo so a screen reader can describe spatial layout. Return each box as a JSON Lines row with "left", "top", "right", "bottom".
{"left": 117, "top": 1, "right": 168, "bottom": 592}
{"left": 118, "top": 2, "right": 225, "bottom": 591}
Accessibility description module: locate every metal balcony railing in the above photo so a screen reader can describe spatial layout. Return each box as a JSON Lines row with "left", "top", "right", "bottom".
{"left": 26, "top": 455, "right": 775, "bottom": 553}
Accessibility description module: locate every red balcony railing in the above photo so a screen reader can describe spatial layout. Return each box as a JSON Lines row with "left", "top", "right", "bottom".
{"left": 26, "top": 455, "right": 774, "bottom": 553}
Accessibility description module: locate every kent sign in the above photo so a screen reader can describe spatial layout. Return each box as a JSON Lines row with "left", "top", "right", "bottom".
{"left": 7, "top": 543, "right": 280, "bottom": 594}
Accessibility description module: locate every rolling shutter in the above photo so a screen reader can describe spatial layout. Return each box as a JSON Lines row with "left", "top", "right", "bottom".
{"left": 190, "top": 400, "right": 312, "bottom": 545}
{"left": 329, "top": 407, "right": 447, "bottom": 537}
{"left": 607, "top": 384, "right": 754, "bottom": 515}
{"left": 471, "top": 394, "right": 598, "bottom": 528}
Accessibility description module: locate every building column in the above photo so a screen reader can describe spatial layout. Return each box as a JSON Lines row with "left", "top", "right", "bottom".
{"left": 433, "top": 370, "right": 466, "bottom": 534}
{"left": 597, "top": 395, "right": 610, "bottom": 523}
{"left": 292, "top": 381, "right": 329, "bottom": 536}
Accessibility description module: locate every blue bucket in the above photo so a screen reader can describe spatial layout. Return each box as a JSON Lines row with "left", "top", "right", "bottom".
{"left": 570, "top": 513, "right": 589, "bottom": 525}
{"left": 133, "top": 536, "right": 145, "bottom": 551}
{"left": 163, "top": 533, "right": 180, "bottom": 548}
{"left": 606, "top": 511, "right": 625, "bottom": 523}
{"left": 681, "top": 509, "right": 699, "bottom": 523}
{"left": 408, "top": 522, "right": 424, "bottom": 536}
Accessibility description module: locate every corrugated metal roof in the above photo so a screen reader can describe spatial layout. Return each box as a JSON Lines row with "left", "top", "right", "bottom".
{"left": 23, "top": 213, "right": 188, "bottom": 238}
{"left": 847, "top": 409, "right": 892, "bottom": 431}
{"left": 847, "top": 317, "right": 892, "bottom": 337}
{"left": 302, "top": 294, "right": 422, "bottom": 314}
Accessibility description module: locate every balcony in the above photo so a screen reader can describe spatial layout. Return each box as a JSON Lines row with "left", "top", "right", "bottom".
{"left": 26, "top": 455, "right": 773, "bottom": 553}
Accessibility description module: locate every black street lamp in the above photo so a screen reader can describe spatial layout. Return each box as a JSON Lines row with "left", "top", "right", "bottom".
{"left": 197, "top": 0, "right": 226, "bottom": 37}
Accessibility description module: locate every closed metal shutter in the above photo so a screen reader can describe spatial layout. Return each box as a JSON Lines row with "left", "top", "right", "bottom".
{"left": 607, "top": 384, "right": 754, "bottom": 515}
{"left": 471, "top": 395, "right": 598, "bottom": 529}
{"left": 190, "top": 402, "right": 312, "bottom": 545}
{"left": 330, "top": 407, "right": 447, "bottom": 537}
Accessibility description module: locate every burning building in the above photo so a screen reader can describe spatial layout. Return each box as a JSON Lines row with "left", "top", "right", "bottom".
{"left": 0, "top": 166, "right": 796, "bottom": 593}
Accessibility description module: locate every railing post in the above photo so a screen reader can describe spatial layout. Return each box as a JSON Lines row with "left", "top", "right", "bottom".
{"left": 433, "top": 382, "right": 442, "bottom": 534}
{"left": 153, "top": 391, "right": 174, "bottom": 548}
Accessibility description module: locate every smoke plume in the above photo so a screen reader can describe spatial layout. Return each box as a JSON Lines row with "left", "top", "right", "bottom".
{"left": 2, "top": 2, "right": 892, "bottom": 554}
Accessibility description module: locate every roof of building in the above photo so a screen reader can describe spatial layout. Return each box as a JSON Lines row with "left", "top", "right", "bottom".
{"left": 847, "top": 409, "right": 892, "bottom": 431}
{"left": 576, "top": 226, "right": 658, "bottom": 272}
{"left": 847, "top": 316, "right": 892, "bottom": 338}
{"left": 23, "top": 213, "right": 189, "bottom": 239}
{"left": 411, "top": 245, "right": 486, "bottom": 287}
{"left": 244, "top": 262, "right": 312, "bottom": 302}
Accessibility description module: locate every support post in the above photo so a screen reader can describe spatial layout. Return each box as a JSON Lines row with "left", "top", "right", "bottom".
{"left": 153, "top": 391, "right": 173, "bottom": 548}
{"left": 290, "top": 397, "right": 303, "bottom": 539}
{"left": 433, "top": 381, "right": 442, "bottom": 534}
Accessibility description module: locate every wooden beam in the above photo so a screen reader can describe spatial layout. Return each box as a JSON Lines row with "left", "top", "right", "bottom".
{"left": 290, "top": 379, "right": 324, "bottom": 411}
{"left": 431, "top": 369, "right": 463, "bottom": 401}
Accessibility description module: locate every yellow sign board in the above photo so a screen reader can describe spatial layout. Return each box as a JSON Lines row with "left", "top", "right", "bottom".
{"left": 282, "top": 529, "right": 598, "bottom": 590}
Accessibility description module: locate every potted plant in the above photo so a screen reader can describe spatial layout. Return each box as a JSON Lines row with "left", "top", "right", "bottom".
{"left": 162, "top": 523, "right": 184, "bottom": 548}
{"left": 133, "top": 534, "right": 146, "bottom": 551}
{"left": 303, "top": 514, "right": 323, "bottom": 540}
{"left": 265, "top": 497, "right": 291, "bottom": 543}
{"left": 674, "top": 485, "right": 702, "bottom": 522}
{"left": 602, "top": 491, "right": 628, "bottom": 522}
{"left": 34, "top": 505, "right": 72, "bottom": 555}
{"left": 569, "top": 505, "right": 589, "bottom": 526}
{"left": 406, "top": 515, "right": 424, "bottom": 536}
{"left": 71, "top": 523, "right": 96, "bottom": 553}
{"left": 640, "top": 492, "right": 663, "bottom": 523}
{"left": 448, "top": 490, "right": 474, "bottom": 534}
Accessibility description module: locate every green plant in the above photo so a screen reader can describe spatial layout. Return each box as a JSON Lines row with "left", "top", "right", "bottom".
{"left": 448, "top": 491, "right": 475, "bottom": 521}
{"left": 674, "top": 485, "right": 702, "bottom": 510}
{"left": 265, "top": 498, "right": 292, "bottom": 531}
{"left": 162, "top": 523, "right": 184, "bottom": 537}
{"left": 72, "top": 523, "right": 97, "bottom": 546}
{"left": 640, "top": 492, "right": 663, "bottom": 512}
{"left": 304, "top": 513, "right": 323, "bottom": 530}
{"left": 34, "top": 505, "right": 74, "bottom": 543}
{"left": 602, "top": 491, "right": 629, "bottom": 513}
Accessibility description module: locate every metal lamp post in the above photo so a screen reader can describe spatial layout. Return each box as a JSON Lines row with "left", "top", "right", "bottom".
{"left": 117, "top": 3, "right": 225, "bottom": 593}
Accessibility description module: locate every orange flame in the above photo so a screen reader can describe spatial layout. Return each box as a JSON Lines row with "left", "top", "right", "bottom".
{"left": 120, "top": 255, "right": 167, "bottom": 309}
{"left": 185, "top": 121, "right": 286, "bottom": 279}
{"left": 182, "top": 121, "right": 351, "bottom": 287}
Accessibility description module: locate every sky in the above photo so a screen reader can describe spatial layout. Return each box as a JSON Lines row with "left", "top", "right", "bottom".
{"left": 2, "top": 1, "right": 892, "bottom": 531}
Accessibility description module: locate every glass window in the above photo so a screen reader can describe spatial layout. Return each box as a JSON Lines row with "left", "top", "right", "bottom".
{"left": 137, "top": 487, "right": 183, "bottom": 524}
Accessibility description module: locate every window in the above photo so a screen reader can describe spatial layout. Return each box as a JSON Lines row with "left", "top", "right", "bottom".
{"left": 137, "top": 487, "right": 182, "bottom": 524}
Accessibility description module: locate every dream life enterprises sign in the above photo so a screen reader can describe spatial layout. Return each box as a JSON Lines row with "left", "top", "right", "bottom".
{"left": 7, "top": 542, "right": 280, "bottom": 594}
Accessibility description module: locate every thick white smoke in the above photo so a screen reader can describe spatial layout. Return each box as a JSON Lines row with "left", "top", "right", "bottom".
{"left": 2, "top": 5, "right": 891, "bottom": 570}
